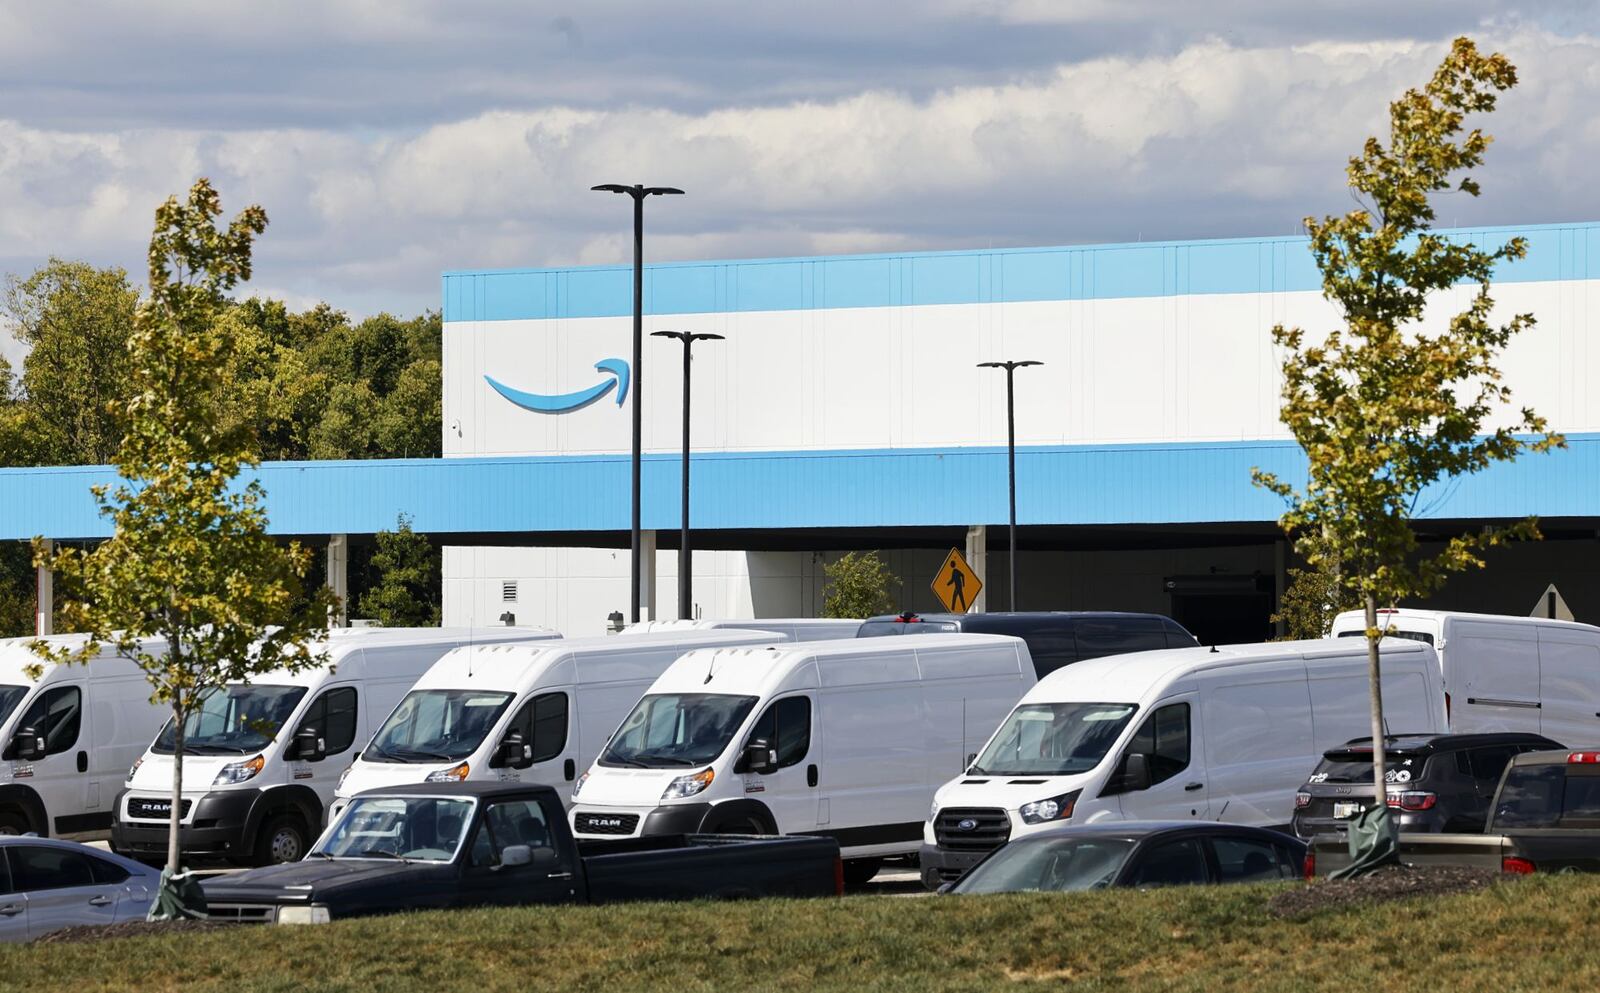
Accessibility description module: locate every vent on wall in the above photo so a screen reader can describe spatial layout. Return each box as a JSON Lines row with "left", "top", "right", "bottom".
{"left": 501, "top": 581, "right": 518, "bottom": 603}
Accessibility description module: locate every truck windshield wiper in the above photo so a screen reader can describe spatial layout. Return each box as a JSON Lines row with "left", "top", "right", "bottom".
{"left": 307, "top": 850, "right": 334, "bottom": 860}
{"left": 359, "top": 849, "right": 410, "bottom": 863}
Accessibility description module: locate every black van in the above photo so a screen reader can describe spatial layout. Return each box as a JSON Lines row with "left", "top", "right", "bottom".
{"left": 856, "top": 611, "right": 1198, "bottom": 679}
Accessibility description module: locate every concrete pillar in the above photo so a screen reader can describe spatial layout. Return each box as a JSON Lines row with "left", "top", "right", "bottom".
{"left": 640, "top": 530, "right": 658, "bottom": 622}
{"left": 326, "top": 533, "right": 349, "bottom": 629}
{"left": 35, "top": 539, "right": 53, "bottom": 636}
{"left": 965, "top": 525, "right": 988, "bottom": 614}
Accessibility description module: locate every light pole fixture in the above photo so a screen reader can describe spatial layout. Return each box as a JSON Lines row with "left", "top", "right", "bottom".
{"left": 591, "top": 182, "right": 684, "bottom": 623}
{"left": 652, "top": 330, "right": 725, "bottom": 619}
{"left": 977, "top": 359, "right": 1043, "bottom": 611}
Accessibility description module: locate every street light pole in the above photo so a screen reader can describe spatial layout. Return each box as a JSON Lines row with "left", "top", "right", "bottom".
{"left": 652, "top": 331, "right": 724, "bottom": 619}
{"left": 592, "top": 182, "right": 684, "bottom": 623}
{"left": 978, "top": 359, "right": 1042, "bottom": 610}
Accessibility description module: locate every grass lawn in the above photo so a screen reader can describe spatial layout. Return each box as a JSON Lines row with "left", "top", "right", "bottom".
{"left": 5, "top": 876, "right": 1599, "bottom": 993}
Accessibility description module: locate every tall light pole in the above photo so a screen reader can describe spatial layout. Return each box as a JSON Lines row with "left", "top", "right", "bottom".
{"left": 652, "top": 330, "right": 724, "bottom": 619}
{"left": 978, "top": 359, "right": 1042, "bottom": 610}
{"left": 591, "top": 182, "right": 684, "bottom": 623}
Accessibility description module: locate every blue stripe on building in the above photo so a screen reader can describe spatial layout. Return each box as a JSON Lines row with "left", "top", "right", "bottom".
{"left": 0, "top": 436, "right": 1588, "bottom": 541}
{"left": 443, "top": 221, "right": 1600, "bottom": 323}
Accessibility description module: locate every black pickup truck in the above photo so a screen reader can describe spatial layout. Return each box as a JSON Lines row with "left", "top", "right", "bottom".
{"left": 1311, "top": 749, "right": 1600, "bottom": 876}
{"left": 203, "top": 781, "right": 841, "bottom": 923}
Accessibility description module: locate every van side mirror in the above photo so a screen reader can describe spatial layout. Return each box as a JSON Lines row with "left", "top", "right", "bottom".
{"left": 740, "top": 738, "right": 777, "bottom": 775}
{"left": 966, "top": 752, "right": 978, "bottom": 769}
{"left": 9, "top": 727, "right": 44, "bottom": 762}
{"left": 292, "top": 726, "right": 326, "bottom": 763}
{"left": 493, "top": 731, "right": 533, "bottom": 770}
{"left": 1108, "top": 753, "right": 1151, "bottom": 794}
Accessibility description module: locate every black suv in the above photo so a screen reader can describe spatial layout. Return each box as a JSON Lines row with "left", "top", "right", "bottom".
{"left": 857, "top": 611, "right": 1197, "bottom": 680}
{"left": 1291, "top": 732, "right": 1562, "bottom": 839}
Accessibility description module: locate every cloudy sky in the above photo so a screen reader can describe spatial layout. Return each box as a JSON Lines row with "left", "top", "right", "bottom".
{"left": 2, "top": 0, "right": 1598, "bottom": 363}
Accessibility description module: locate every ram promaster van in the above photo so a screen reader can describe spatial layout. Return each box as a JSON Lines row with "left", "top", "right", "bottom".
{"left": 919, "top": 638, "right": 1447, "bottom": 887}
{"left": 570, "top": 633, "right": 1036, "bottom": 886}
{"left": 1331, "top": 609, "right": 1600, "bottom": 742}
{"left": 858, "top": 612, "right": 1198, "bottom": 678}
{"left": 113, "top": 627, "right": 559, "bottom": 865}
{"left": 331, "top": 629, "right": 789, "bottom": 821}
{"left": 0, "top": 635, "right": 169, "bottom": 838}
{"left": 622, "top": 618, "right": 863, "bottom": 642}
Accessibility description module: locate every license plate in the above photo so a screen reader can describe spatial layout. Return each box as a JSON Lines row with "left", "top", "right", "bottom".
{"left": 1333, "top": 801, "right": 1365, "bottom": 819}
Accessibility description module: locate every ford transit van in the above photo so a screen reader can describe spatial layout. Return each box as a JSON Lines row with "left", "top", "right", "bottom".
{"left": 920, "top": 638, "right": 1447, "bottom": 887}
{"left": 113, "top": 626, "right": 558, "bottom": 865}
{"left": 570, "top": 633, "right": 1037, "bottom": 885}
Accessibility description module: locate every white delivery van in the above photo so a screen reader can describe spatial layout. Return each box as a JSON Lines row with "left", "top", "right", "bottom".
{"left": 569, "top": 633, "right": 1037, "bottom": 885}
{"left": 621, "top": 618, "right": 863, "bottom": 641}
{"left": 113, "top": 626, "right": 558, "bottom": 865}
{"left": 919, "top": 638, "right": 1447, "bottom": 887}
{"left": 1331, "top": 608, "right": 1600, "bottom": 742}
{"left": 0, "top": 635, "right": 170, "bottom": 839}
{"left": 331, "top": 628, "right": 790, "bottom": 821}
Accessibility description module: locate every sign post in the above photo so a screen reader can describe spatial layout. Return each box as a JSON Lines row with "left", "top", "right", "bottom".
{"left": 932, "top": 547, "right": 984, "bottom": 614}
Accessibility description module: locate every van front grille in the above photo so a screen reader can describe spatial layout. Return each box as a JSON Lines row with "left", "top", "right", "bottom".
{"left": 574, "top": 812, "right": 640, "bottom": 836}
{"left": 934, "top": 807, "right": 1011, "bottom": 852}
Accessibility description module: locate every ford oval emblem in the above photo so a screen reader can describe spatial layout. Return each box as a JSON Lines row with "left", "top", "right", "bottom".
{"left": 957, "top": 818, "right": 978, "bottom": 831}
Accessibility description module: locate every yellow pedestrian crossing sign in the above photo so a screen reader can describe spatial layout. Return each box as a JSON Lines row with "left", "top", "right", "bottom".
{"left": 932, "top": 547, "right": 982, "bottom": 614}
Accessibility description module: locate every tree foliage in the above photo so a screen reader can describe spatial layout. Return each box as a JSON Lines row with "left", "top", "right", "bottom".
{"left": 359, "top": 513, "right": 441, "bottom": 627}
{"left": 29, "top": 179, "right": 337, "bottom": 885}
{"left": 821, "top": 551, "right": 899, "bottom": 619}
{"left": 1270, "top": 535, "right": 1361, "bottom": 641}
{"left": 1253, "top": 38, "right": 1562, "bottom": 835}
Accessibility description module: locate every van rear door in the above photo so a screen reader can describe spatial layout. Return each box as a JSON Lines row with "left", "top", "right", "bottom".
{"left": 1449, "top": 619, "right": 1541, "bottom": 733}
{"left": 1197, "top": 659, "right": 1313, "bottom": 827}
{"left": 1536, "top": 630, "right": 1600, "bottom": 745}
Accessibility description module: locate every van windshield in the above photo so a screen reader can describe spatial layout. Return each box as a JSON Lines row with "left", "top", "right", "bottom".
{"left": 366, "top": 689, "right": 514, "bottom": 763}
{"left": 599, "top": 693, "right": 759, "bottom": 769}
{"left": 0, "top": 685, "right": 29, "bottom": 727}
{"left": 971, "top": 702, "right": 1138, "bottom": 776}
{"left": 152, "top": 684, "right": 309, "bottom": 755}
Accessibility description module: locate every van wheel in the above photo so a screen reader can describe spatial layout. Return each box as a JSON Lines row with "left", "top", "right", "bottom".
{"left": 842, "top": 858, "right": 882, "bottom": 888}
{"left": 254, "top": 814, "right": 309, "bottom": 865}
{"left": 0, "top": 809, "right": 30, "bottom": 836}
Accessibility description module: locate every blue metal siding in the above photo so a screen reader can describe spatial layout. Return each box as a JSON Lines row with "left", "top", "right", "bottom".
{"left": 442, "top": 221, "right": 1600, "bottom": 323}
{"left": 1, "top": 437, "right": 1590, "bottom": 540}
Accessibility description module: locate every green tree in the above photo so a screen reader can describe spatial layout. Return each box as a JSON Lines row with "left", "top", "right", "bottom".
{"left": 30, "top": 180, "right": 336, "bottom": 902}
{"left": 1271, "top": 534, "right": 1361, "bottom": 641}
{"left": 821, "top": 551, "right": 899, "bottom": 618}
{"left": 358, "top": 513, "right": 441, "bottom": 626}
{"left": 1253, "top": 38, "right": 1562, "bottom": 864}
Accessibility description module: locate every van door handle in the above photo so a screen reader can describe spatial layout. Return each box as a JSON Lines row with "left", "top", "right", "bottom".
{"left": 1184, "top": 782, "right": 1204, "bottom": 792}
{"left": 77, "top": 751, "right": 88, "bottom": 773}
{"left": 87, "top": 895, "right": 112, "bottom": 907}
{"left": 545, "top": 871, "right": 573, "bottom": 880}
{"left": 807, "top": 764, "right": 818, "bottom": 788}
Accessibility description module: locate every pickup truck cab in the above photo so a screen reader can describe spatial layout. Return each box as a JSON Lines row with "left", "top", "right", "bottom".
{"left": 203, "top": 781, "right": 841, "bottom": 923}
{"left": 1311, "top": 749, "right": 1600, "bottom": 876}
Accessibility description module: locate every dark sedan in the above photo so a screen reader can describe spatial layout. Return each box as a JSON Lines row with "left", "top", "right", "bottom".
{"left": 943, "top": 821, "right": 1304, "bottom": 894}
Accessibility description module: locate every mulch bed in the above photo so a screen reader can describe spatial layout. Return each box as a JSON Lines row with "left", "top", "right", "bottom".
{"left": 1268, "top": 864, "right": 1513, "bottom": 919}
{"left": 35, "top": 919, "right": 228, "bottom": 944}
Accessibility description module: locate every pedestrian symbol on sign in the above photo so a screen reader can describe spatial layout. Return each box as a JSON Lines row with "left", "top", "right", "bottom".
{"left": 931, "top": 548, "right": 982, "bottom": 614}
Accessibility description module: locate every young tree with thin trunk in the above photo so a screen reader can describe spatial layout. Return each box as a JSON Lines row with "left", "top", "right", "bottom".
{"left": 28, "top": 180, "right": 335, "bottom": 914}
{"left": 1254, "top": 38, "right": 1562, "bottom": 869}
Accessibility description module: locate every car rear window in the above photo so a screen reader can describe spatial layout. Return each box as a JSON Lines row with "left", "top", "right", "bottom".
{"left": 1494, "top": 765, "right": 1600, "bottom": 828}
{"left": 1308, "top": 750, "right": 1430, "bottom": 785}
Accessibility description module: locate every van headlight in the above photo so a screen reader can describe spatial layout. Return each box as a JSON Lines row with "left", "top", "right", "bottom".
{"left": 425, "top": 761, "right": 470, "bottom": 783}
{"left": 276, "top": 904, "right": 331, "bottom": 925}
{"left": 572, "top": 771, "right": 589, "bottom": 800}
{"left": 1019, "top": 789, "right": 1081, "bottom": 825}
{"left": 661, "top": 768, "right": 714, "bottom": 800}
{"left": 213, "top": 755, "right": 265, "bottom": 786}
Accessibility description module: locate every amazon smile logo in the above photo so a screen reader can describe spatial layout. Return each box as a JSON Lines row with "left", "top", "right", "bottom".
{"left": 485, "top": 358, "right": 631, "bottom": 414}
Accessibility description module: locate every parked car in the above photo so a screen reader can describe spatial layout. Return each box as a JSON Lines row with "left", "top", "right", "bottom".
{"left": 1310, "top": 748, "right": 1600, "bottom": 876}
{"left": 1291, "top": 732, "right": 1561, "bottom": 839}
{"left": 202, "top": 781, "right": 841, "bottom": 923}
{"left": 0, "top": 836, "right": 160, "bottom": 941}
{"left": 570, "top": 633, "right": 1037, "bottom": 886}
{"left": 1330, "top": 608, "right": 1600, "bottom": 740}
{"left": 115, "top": 626, "right": 561, "bottom": 867}
{"left": 0, "top": 634, "right": 171, "bottom": 839}
{"left": 622, "top": 618, "right": 863, "bottom": 642}
{"left": 858, "top": 611, "right": 1197, "bottom": 679}
{"left": 921, "top": 637, "right": 1447, "bottom": 887}
{"left": 944, "top": 821, "right": 1304, "bottom": 894}
{"left": 332, "top": 628, "right": 790, "bottom": 821}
